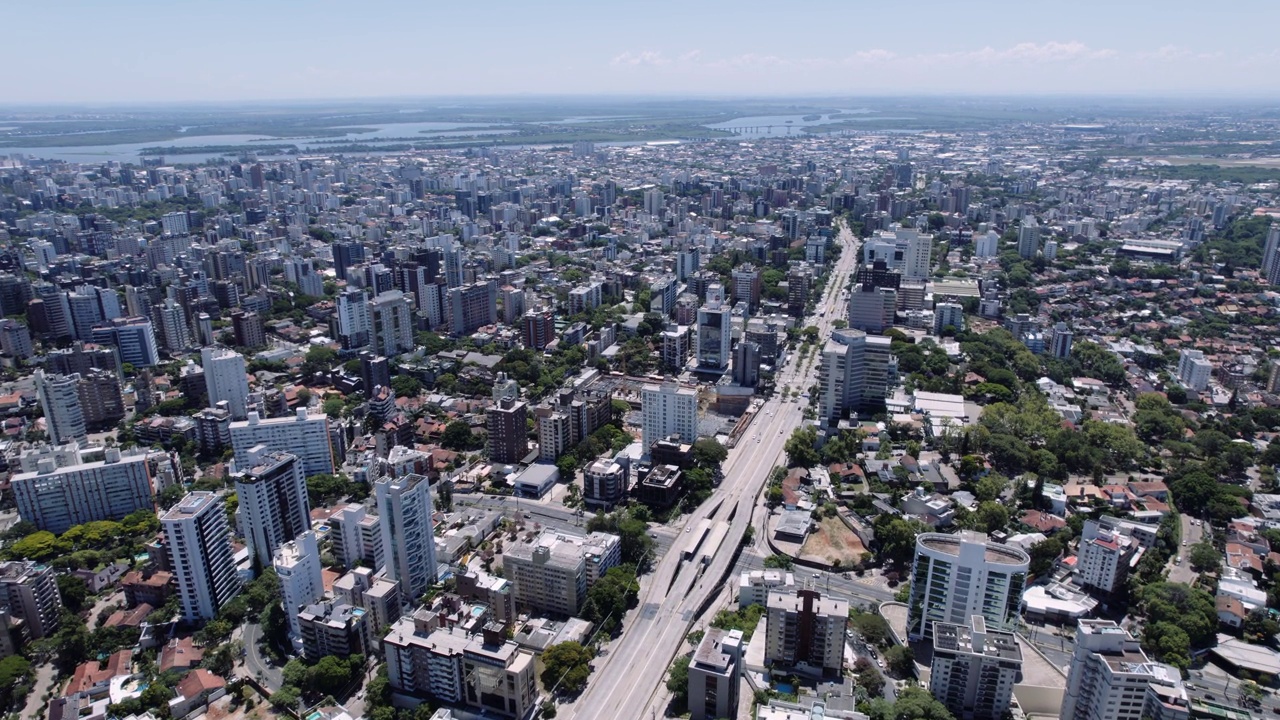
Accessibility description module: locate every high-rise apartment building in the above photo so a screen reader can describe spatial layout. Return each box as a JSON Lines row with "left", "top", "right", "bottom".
{"left": 12, "top": 448, "right": 153, "bottom": 534}
{"left": 764, "top": 588, "right": 849, "bottom": 677}
{"left": 731, "top": 265, "right": 761, "bottom": 311}
{"left": 369, "top": 290, "right": 415, "bottom": 356}
{"left": 1060, "top": 620, "right": 1188, "bottom": 720}
{"left": 336, "top": 288, "right": 371, "bottom": 350}
{"left": 376, "top": 473, "right": 438, "bottom": 600}
{"left": 906, "top": 531, "right": 1029, "bottom": 640}
{"left": 1176, "top": 349, "right": 1211, "bottom": 391}
{"left": 901, "top": 228, "right": 933, "bottom": 279}
{"left": 502, "top": 530, "right": 621, "bottom": 616}
{"left": 696, "top": 299, "right": 732, "bottom": 371}
{"left": 1050, "top": 322, "right": 1074, "bottom": 359}
{"left": 641, "top": 382, "right": 698, "bottom": 451}
{"left": 274, "top": 531, "right": 325, "bottom": 648}
{"left": 229, "top": 409, "right": 334, "bottom": 476}
{"left": 164, "top": 492, "right": 242, "bottom": 622}
{"left": 934, "top": 303, "right": 965, "bottom": 335}
{"left": 230, "top": 310, "right": 266, "bottom": 350}
{"left": 487, "top": 397, "right": 528, "bottom": 465}
{"left": 1077, "top": 519, "right": 1139, "bottom": 594}
{"left": 847, "top": 284, "right": 897, "bottom": 333}
{"left": 521, "top": 311, "right": 555, "bottom": 350}
{"left": 817, "top": 329, "right": 896, "bottom": 428}
{"left": 583, "top": 457, "right": 628, "bottom": 509}
{"left": 327, "top": 503, "right": 384, "bottom": 571}
{"left": 232, "top": 447, "right": 310, "bottom": 568}
{"left": 153, "top": 298, "right": 191, "bottom": 353}
{"left": 1017, "top": 218, "right": 1040, "bottom": 259}
{"left": 0, "top": 561, "right": 62, "bottom": 640}
{"left": 202, "top": 347, "right": 250, "bottom": 421}
{"left": 449, "top": 280, "right": 498, "bottom": 336}
{"left": 929, "top": 616, "right": 1022, "bottom": 720}
{"left": 35, "top": 369, "right": 86, "bottom": 445}
{"left": 688, "top": 628, "right": 744, "bottom": 720}
{"left": 1263, "top": 225, "right": 1280, "bottom": 286}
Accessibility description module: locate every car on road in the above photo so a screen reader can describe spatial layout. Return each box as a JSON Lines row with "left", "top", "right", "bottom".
{"left": 1176, "top": 555, "right": 1183, "bottom": 564}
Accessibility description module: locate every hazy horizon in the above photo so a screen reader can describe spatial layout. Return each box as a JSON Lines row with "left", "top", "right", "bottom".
{"left": 10, "top": 0, "right": 1280, "bottom": 104}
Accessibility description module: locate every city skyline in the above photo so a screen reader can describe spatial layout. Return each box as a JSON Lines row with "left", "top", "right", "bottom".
{"left": 7, "top": 0, "right": 1280, "bottom": 104}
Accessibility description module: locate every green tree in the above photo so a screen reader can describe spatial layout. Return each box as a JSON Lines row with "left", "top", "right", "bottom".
{"left": 442, "top": 420, "right": 479, "bottom": 451}
{"left": 692, "top": 438, "right": 728, "bottom": 467}
{"left": 862, "top": 686, "right": 956, "bottom": 720}
{"left": 541, "top": 642, "right": 593, "bottom": 696}
{"left": 1188, "top": 542, "right": 1221, "bottom": 573}
{"left": 785, "top": 426, "right": 821, "bottom": 468}
{"left": 874, "top": 516, "right": 925, "bottom": 569}
{"left": 323, "top": 397, "right": 345, "bottom": 418}
{"left": 390, "top": 375, "right": 423, "bottom": 398}
{"left": 55, "top": 575, "right": 90, "bottom": 613}
{"left": 885, "top": 644, "right": 915, "bottom": 677}
{"left": 665, "top": 655, "right": 690, "bottom": 697}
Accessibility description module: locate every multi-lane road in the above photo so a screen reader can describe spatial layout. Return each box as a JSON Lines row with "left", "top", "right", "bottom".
{"left": 567, "top": 223, "right": 861, "bottom": 720}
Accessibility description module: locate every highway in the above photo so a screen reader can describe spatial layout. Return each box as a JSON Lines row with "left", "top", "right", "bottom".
{"left": 567, "top": 222, "right": 861, "bottom": 720}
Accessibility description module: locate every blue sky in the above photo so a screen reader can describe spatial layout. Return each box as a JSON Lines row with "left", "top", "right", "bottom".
{"left": 8, "top": 0, "right": 1280, "bottom": 103}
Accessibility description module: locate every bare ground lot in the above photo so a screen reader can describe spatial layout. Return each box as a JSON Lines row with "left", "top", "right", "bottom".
{"left": 799, "top": 516, "right": 867, "bottom": 567}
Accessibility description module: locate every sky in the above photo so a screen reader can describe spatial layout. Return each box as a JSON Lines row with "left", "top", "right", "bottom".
{"left": 8, "top": 0, "right": 1280, "bottom": 104}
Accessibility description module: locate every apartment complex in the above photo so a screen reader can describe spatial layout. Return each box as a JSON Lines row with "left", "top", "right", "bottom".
{"left": 817, "top": 329, "right": 896, "bottom": 428}
{"left": 229, "top": 409, "right": 334, "bottom": 476}
{"left": 11, "top": 448, "right": 153, "bottom": 534}
{"left": 764, "top": 588, "right": 849, "bottom": 677}
{"left": 163, "top": 492, "right": 242, "bottom": 622}
{"left": 1060, "top": 620, "right": 1188, "bottom": 720}
{"left": 384, "top": 619, "right": 536, "bottom": 719}
{"left": 232, "top": 448, "right": 310, "bottom": 568}
{"left": 327, "top": 503, "right": 385, "bottom": 571}
{"left": 376, "top": 473, "right": 438, "bottom": 600}
{"left": 0, "top": 561, "right": 62, "bottom": 640}
{"left": 641, "top": 381, "right": 698, "bottom": 451}
{"left": 502, "top": 530, "right": 621, "bottom": 616}
{"left": 1077, "top": 519, "right": 1141, "bottom": 594}
{"left": 929, "top": 616, "right": 1022, "bottom": 720}
{"left": 906, "top": 531, "right": 1029, "bottom": 640}
{"left": 274, "top": 532, "right": 325, "bottom": 648}
{"left": 486, "top": 397, "right": 528, "bottom": 465}
{"left": 687, "top": 628, "right": 744, "bottom": 720}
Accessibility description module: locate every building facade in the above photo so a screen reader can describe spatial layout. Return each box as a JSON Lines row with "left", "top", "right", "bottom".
{"left": 906, "top": 531, "right": 1029, "bottom": 640}
{"left": 163, "top": 492, "right": 242, "bottom": 622}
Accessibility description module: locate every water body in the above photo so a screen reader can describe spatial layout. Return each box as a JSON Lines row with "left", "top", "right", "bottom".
{"left": 0, "top": 121, "right": 509, "bottom": 164}
{"left": 706, "top": 109, "right": 921, "bottom": 137}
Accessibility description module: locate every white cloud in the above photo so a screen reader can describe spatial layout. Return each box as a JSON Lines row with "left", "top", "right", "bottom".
{"left": 610, "top": 51, "right": 669, "bottom": 67}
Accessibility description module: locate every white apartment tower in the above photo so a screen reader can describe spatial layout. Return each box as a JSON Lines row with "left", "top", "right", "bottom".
{"left": 376, "top": 473, "right": 438, "bottom": 601}
{"left": 230, "top": 409, "right": 334, "bottom": 476}
{"left": 906, "top": 531, "right": 1029, "bottom": 640}
{"left": 1077, "top": 519, "right": 1139, "bottom": 594}
{"left": 12, "top": 448, "right": 153, "bottom": 534}
{"left": 1017, "top": 217, "right": 1040, "bottom": 259}
{"left": 1060, "top": 620, "right": 1188, "bottom": 720}
{"left": 901, "top": 228, "right": 933, "bottom": 280}
{"left": 35, "top": 369, "right": 87, "bottom": 446}
{"left": 641, "top": 382, "right": 698, "bottom": 451}
{"left": 369, "top": 289, "right": 415, "bottom": 356}
{"left": 202, "top": 346, "right": 251, "bottom": 420}
{"left": 232, "top": 447, "right": 311, "bottom": 568}
{"left": 274, "top": 531, "right": 325, "bottom": 648}
{"left": 1176, "top": 349, "right": 1212, "bottom": 392}
{"left": 164, "top": 491, "right": 242, "bottom": 622}
{"left": 929, "top": 616, "right": 1023, "bottom": 720}
{"left": 817, "top": 329, "right": 896, "bottom": 428}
